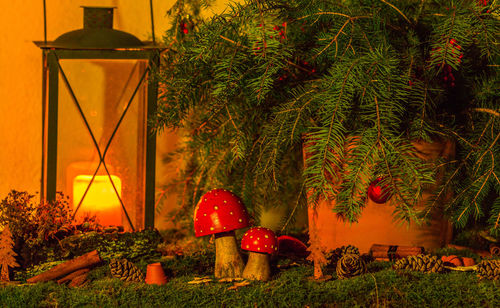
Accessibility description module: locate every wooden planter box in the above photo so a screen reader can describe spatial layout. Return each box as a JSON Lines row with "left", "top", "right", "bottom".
{"left": 305, "top": 139, "right": 454, "bottom": 253}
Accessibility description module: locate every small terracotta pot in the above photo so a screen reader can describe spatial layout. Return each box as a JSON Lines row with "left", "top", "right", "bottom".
{"left": 145, "top": 263, "right": 168, "bottom": 285}
{"left": 441, "top": 255, "right": 463, "bottom": 267}
{"left": 461, "top": 257, "right": 476, "bottom": 267}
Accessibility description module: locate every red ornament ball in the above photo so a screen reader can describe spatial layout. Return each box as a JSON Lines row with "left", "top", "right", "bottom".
{"left": 367, "top": 177, "right": 392, "bottom": 204}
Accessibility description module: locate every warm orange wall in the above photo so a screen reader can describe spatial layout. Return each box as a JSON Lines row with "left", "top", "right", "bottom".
{"left": 0, "top": 0, "right": 230, "bottom": 228}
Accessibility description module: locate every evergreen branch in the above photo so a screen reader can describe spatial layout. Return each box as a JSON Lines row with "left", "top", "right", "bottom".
{"left": 469, "top": 5, "right": 495, "bottom": 59}
{"left": 340, "top": 23, "right": 356, "bottom": 58}
{"left": 345, "top": 140, "right": 376, "bottom": 201}
{"left": 414, "top": 0, "right": 425, "bottom": 24}
{"left": 356, "top": 23, "right": 374, "bottom": 52}
{"left": 438, "top": 124, "right": 474, "bottom": 148}
{"left": 418, "top": 83, "right": 429, "bottom": 136}
{"left": 225, "top": 105, "right": 240, "bottom": 132}
{"left": 320, "top": 60, "right": 359, "bottom": 171}
{"left": 155, "top": 0, "right": 499, "bottom": 230}
{"left": 315, "top": 18, "right": 350, "bottom": 58}
{"left": 493, "top": 171, "right": 500, "bottom": 187}
{"left": 379, "top": 139, "right": 417, "bottom": 222}
{"left": 288, "top": 61, "right": 314, "bottom": 74}
{"left": 219, "top": 35, "right": 250, "bottom": 49}
{"left": 374, "top": 96, "right": 382, "bottom": 141}
{"left": 297, "top": 11, "right": 351, "bottom": 20}
{"left": 455, "top": 170, "right": 491, "bottom": 223}
{"left": 379, "top": 0, "right": 412, "bottom": 24}
{"left": 255, "top": 0, "right": 268, "bottom": 59}
{"left": 472, "top": 108, "right": 500, "bottom": 117}
{"left": 476, "top": 117, "right": 494, "bottom": 145}
{"left": 469, "top": 151, "right": 495, "bottom": 208}
{"left": 290, "top": 98, "right": 314, "bottom": 142}
{"left": 474, "top": 131, "right": 500, "bottom": 173}
{"left": 257, "top": 61, "right": 272, "bottom": 102}
{"left": 440, "top": 8, "right": 457, "bottom": 69}
{"left": 280, "top": 182, "right": 305, "bottom": 233}
{"left": 432, "top": 120, "right": 497, "bottom": 217}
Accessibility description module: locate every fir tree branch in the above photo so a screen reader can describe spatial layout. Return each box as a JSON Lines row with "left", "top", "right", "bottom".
{"left": 291, "top": 98, "right": 314, "bottom": 143}
{"left": 418, "top": 84, "right": 429, "bottom": 136}
{"left": 432, "top": 121, "right": 494, "bottom": 216}
{"left": 469, "top": 151, "right": 495, "bottom": 208}
{"left": 345, "top": 140, "right": 376, "bottom": 201}
{"left": 414, "top": 0, "right": 426, "bottom": 24}
{"left": 297, "top": 11, "right": 351, "bottom": 20}
{"left": 280, "top": 182, "right": 305, "bottom": 233}
{"left": 493, "top": 168, "right": 500, "bottom": 184}
{"left": 257, "top": 61, "right": 272, "bottom": 102}
{"left": 476, "top": 117, "right": 494, "bottom": 144}
{"left": 315, "top": 19, "right": 350, "bottom": 58}
{"left": 469, "top": 5, "right": 494, "bottom": 59}
{"left": 219, "top": 35, "right": 250, "bottom": 49}
{"left": 255, "top": 0, "right": 268, "bottom": 59}
{"left": 438, "top": 124, "right": 475, "bottom": 148}
{"left": 375, "top": 97, "right": 382, "bottom": 141}
{"left": 472, "top": 108, "right": 500, "bottom": 117}
{"left": 379, "top": 0, "right": 412, "bottom": 24}
{"left": 225, "top": 105, "right": 240, "bottom": 132}
{"left": 321, "top": 60, "right": 358, "bottom": 172}
{"left": 440, "top": 8, "right": 457, "bottom": 69}
{"left": 455, "top": 169, "right": 491, "bottom": 223}
{"left": 474, "top": 131, "right": 500, "bottom": 175}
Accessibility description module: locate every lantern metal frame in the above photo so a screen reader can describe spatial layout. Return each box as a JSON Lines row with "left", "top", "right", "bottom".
{"left": 35, "top": 4, "right": 163, "bottom": 230}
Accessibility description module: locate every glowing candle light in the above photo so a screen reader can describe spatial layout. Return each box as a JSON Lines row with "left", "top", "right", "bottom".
{"left": 73, "top": 175, "right": 122, "bottom": 226}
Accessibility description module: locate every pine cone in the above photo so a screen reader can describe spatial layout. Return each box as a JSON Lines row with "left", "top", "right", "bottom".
{"left": 393, "top": 254, "right": 443, "bottom": 273}
{"left": 109, "top": 259, "right": 145, "bottom": 282}
{"left": 476, "top": 259, "right": 500, "bottom": 280}
{"left": 326, "top": 245, "right": 360, "bottom": 267}
{"left": 336, "top": 253, "right": 367, "bottom": 279}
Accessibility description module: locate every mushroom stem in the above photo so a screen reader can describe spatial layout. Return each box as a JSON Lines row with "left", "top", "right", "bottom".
{"left": 214, "top": 231, "right": 245, "bottom": 278}
{"left": 242, "top": 252, "right": 271, "bottom": 281}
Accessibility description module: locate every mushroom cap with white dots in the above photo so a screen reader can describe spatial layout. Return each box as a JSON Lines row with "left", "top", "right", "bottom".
{"left": 193, "top": 188, "right": 250, "bottom": 237}
{"left": 241, "top": 227, "right": 278, "bottom": 255}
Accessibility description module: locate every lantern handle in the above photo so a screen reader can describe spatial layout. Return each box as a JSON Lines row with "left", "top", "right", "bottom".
{"left": 43, "top": 0, "right": 47, "bottom": 44}
{"left": 149, "top": 0, "right": 156, "bottom": 44}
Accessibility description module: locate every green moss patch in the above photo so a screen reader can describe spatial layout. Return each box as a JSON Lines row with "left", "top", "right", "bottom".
{"left": 2, "top": 256, "right": 498, "bottom": 308}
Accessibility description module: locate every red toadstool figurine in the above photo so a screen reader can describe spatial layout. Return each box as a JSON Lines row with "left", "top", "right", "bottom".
{"left": 241, "top": 227, "right": 278, "bottom": 281}
{"left": 194, "top": 188, "right": 250, "bottom": 278}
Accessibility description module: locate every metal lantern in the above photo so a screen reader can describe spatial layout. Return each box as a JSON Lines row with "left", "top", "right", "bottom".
{"left": 35, "top": 5, "right": 163, "bottom": 230}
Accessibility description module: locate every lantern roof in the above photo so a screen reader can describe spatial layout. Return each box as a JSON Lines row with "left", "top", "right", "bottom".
{"left": 34, "top": 6, "right": 159, "bottom": 50}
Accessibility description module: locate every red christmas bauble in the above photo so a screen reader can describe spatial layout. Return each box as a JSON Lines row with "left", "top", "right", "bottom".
{"left": 367, "top": 177, "right": 392, "bottom": 204}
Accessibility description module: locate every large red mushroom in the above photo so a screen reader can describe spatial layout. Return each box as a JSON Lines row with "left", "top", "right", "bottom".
{"left": 241, "top": 227, "right": 278, "bottom": 281}
{"left": 194, "top": 189, "right": 250, "bottom": 278}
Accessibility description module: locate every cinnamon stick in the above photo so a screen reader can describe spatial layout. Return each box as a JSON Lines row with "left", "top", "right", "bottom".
{"left": 370, "top": 244, "right": 424, "bottom": 260}
{"left": 68, "top": 272, "right": 88, "bottom": 287}
{"left": 57, "top": 268, "right": 90, "bottom": 285}
{"left": 27, "top": 250, "right": 101, "bottom": 283}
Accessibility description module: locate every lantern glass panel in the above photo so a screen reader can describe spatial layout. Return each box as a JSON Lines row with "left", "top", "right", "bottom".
{"left": 56, "top": 59, "right": 148, "bottom": 230}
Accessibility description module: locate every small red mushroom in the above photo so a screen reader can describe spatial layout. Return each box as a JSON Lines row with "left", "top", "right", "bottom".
{"left": 194, "top": 189, "right": 250, "bottom": 278}
{"left": 241, "top": 227, "right": 278, "bottom": 281}
{"left": 277, "top": 235, "right": 310, "bottom": 259}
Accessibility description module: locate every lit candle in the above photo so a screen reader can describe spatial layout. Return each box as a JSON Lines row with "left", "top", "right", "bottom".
{"left": 73, "top": 175, "right": 122, "bottom": 226}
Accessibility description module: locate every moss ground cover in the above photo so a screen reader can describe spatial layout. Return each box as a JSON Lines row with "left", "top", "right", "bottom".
{"left": 1, "top": 255, "right": 498, "bottom": 308}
